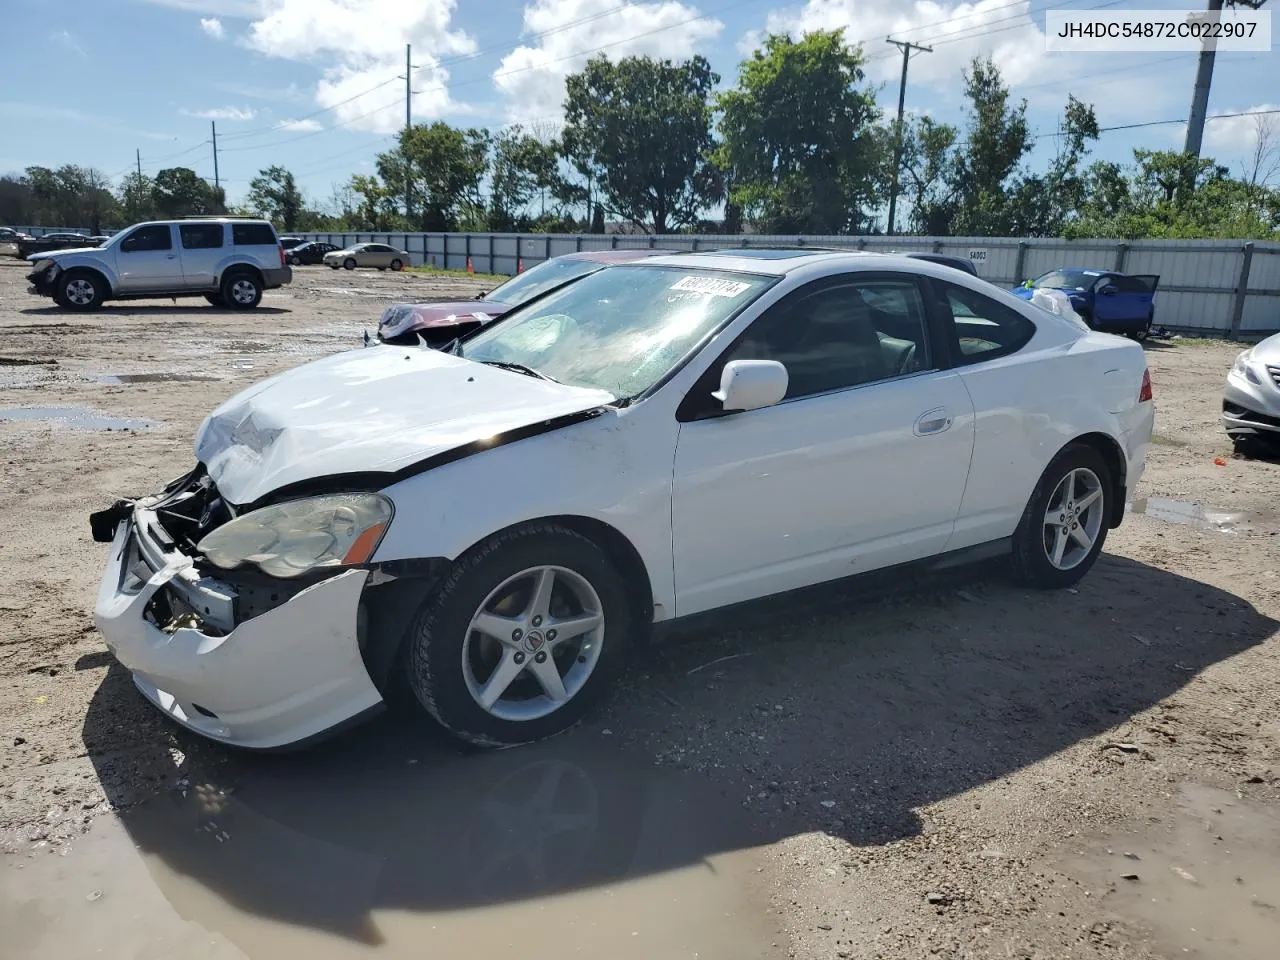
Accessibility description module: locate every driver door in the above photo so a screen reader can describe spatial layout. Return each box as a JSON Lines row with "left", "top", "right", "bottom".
{"left": 113, "top": 224, "right": 180, "bottom": 293}
{"left": 670, "top": 273, "right": 976, "bottom": 617}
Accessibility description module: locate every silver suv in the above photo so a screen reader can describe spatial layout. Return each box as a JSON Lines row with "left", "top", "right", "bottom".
{"left": 25, "top": 218, "right": 292, "bottom": 311}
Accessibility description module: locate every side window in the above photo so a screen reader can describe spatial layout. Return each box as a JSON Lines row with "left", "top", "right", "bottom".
{"left": 231, "top": 223, "right": 277, "bottom": 246}
{"left": 937, "top": 282, "right": 1035, "bottom": 364}
{"left": 120, "top": 225, "right": 173, "bottom": 253}
{"left": 180, "top": 223, "right": 223, "bottom": 250}
{"left": 1111, "top": 275, "right": 1146, "bottom": 293}
{"left": 720, "top": 278, "right": 931, "bottom": 401}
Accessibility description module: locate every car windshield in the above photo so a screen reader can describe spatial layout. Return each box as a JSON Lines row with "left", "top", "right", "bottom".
{"left": 1033, "top": 269, "right": 1097, "bottom": 291}
{"left": 461, "top": 265, "right": 775, "bottom": 399}
{"left": 481, "top": 257, "right": 607, "bottom": 306}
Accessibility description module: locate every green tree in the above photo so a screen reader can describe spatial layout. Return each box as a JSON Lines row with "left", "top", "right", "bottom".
{"left": 117, "top": 172, "right": 155, "bottom": 223}
{"left": 1007, "top": 95, "right": 1099, "bottom": 236}
{"left": 390, "top": 121, "right": 490, "bottom": 231}
{"left": 717, "top": 30, "right": 882, "bottom": 234}
{"left": 896, "top": 116, "right": 960, "bottom": 235}
{"left": 347, "top": 173, "right": 399, "bottom": 230}
{"left": 489, "top": 125, "right": 560, "bottom": 229}
{"left": 247, "top": 165, "right": 304, "bottom": 231}
{"left": 951, "top": 56, "right": 1032, "bottom": 235}
{"left": 151, "top": 167, "right": 225, "bottom": 218}
{"left": 562, "top": 54, "right": 720, "bottom": 234}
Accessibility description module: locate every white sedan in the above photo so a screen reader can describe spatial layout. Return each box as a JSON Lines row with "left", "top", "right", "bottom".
{"left": 90, "top": 250, "right": 1154, "bottom": 749}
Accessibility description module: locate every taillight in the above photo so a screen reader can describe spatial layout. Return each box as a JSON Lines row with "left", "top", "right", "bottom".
{"left": 278, "top": 244, "right": 286, "bottom": 266}
{"left": 1139, "top": 368, "right": 1152, "bottom": 403}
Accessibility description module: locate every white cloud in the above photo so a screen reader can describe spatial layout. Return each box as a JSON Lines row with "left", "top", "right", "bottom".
{"left": 749, "top": 0, "right": 1178, "bottom": 124}
{"left": 493, "top": 0, "right": 725, "bottom": 123}
{"left": 278, "top": 117, "right": 323, "bottom": 131}
{"left": 200, "top": 17, "right": 226, "bottom": 39}
{"left": 241, "top": 0, "right": 476, "bottom": 133}
{"left": 1203, "top": 105, "right": 1280, "bottom": 154}
{"left": 50, "top": 30, "right": 87, "bottom": 59}
{"left": 182, "top": 105, "right": 258, "bottom": 120}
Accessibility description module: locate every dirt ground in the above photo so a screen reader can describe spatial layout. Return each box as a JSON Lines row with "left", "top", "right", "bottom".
{"left": 1, "top": 258, "right": 1278, "bottom": 960}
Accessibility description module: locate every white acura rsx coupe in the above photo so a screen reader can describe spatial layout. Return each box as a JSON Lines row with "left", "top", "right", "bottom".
{"left": 90, "top": 249, "right": 1154, "bottom": 749}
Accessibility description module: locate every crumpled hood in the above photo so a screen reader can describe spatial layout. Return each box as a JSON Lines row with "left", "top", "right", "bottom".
{"left": 195, "top": 346, "right": 614, "bottom": 506}
{"left": 378, "top": 300, "right": 510, "bottom": 340}
{"left": 29, "top": 246, "right": 102, "bottom": 261}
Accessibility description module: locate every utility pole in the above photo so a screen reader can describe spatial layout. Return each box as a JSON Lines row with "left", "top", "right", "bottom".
{"left": 136, "top": 148, "right": 142, "bottom": 178}
{"left": 211, "top": 120, "right": 220, "bottom": 191}
{"left": 885, "top": 36, "right": 932, "bottom": 236}
{"left": 404, "top": 42, "right": 412, "bottom": 224}
{"left": 1185, "top": 0, "right": 1267, "bottom": 158}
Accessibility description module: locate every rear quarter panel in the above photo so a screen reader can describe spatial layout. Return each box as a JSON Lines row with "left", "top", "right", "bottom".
{"left": 948, "top": 331, "right": 1150, "bottom": 550}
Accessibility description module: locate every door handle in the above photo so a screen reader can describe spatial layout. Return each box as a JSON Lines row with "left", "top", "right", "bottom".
{"left": 165, "top": 254, "right": 177, "bottom": 259}
{"left": 914, "top": 407, "right": 952, "bottom": 437}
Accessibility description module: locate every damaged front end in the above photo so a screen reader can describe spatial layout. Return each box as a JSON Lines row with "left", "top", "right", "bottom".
{"left": 89, "top": 467, "right": 448, "bottom": 747}
{"left": 26, "top": 259, "right": 59, "bottom": 297}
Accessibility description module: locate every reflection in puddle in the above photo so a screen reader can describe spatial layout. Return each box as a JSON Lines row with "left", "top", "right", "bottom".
{"left": 0, "top": 405, "right": 158, "bottom": 431}
{"left": 1129, "top": 497, "right": 1245, "bottom": 533}
{"left": 0, "top": 729, "right": 781, "bottom": 959}
{"left": 1058, "top": 784, "right": 1280, "bottom": 960}
{"left": 98, "top": 372, "right": 220, "bottom": 385}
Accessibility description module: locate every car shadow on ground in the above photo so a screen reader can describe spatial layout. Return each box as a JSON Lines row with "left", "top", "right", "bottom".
{"left": 19, "top": 305, "right": 291, "bottom": 317}
{"left": 83, "top": 553, "right": 1275, "bottom": 944}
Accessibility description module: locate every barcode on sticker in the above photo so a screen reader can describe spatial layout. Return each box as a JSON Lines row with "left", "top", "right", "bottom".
{"left": 670, "top": 275, "right": 751, "bottom": 298}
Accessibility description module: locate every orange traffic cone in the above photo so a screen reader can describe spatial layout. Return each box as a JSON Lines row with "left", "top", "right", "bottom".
{"left": 517, "top": 258, "right": 524, "bottom": 273}
{"left": 466, "top": 257, "right": 474, "bottom": 274}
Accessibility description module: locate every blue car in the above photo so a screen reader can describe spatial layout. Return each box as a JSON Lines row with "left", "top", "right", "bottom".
{"left": 1011, "top": 268, "right": 1159, "bottom": 340}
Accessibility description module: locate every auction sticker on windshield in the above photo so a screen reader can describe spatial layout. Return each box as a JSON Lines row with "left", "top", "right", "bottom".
{"left": 670, "top": 276, "right": 752, "bottom": 298}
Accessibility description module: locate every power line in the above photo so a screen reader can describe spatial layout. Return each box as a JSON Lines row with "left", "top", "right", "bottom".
{"left": 1034, "top": 106, "right": 1280, "bottom": 139}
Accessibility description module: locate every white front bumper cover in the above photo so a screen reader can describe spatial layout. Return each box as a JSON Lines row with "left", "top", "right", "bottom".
{"left": 93, "top": 513, "right": 384, "bottom": 749}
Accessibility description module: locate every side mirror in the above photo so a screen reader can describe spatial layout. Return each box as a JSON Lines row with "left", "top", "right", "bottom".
{"left": 712, "top": 360, "right": 788, "bottom": 412}
{"left": 1099, "top": 284, "right": 1119, "bottom": 296}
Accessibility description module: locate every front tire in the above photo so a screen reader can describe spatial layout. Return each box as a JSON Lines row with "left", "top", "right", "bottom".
{"left": 1011, "top": 444, "right": 1112, "bottom": 589}
{"left": 220, "top": 271, "right": 263, "bottom": 310}
{"left": 289, "top": 255, "right": 301, "bottom": 266}
{"left": 344, "top": 258, "right": 357, "bottom": 270}
{"left": 405, "top": 523, "right": 632, "bottom": 746}
{"left": 53, "top": 269, "right": 105, "bottom": 311}
{"left": 204, "top": 293, "right": 225, "bottom": 306}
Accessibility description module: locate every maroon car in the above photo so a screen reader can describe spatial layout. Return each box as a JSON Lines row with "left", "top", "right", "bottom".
{"left": 376, "top": 248, "right": 671, "bottom": 347}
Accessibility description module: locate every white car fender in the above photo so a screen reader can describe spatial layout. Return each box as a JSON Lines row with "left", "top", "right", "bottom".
{"left": 373, "top": 407, "right": 682, "bottom": 621}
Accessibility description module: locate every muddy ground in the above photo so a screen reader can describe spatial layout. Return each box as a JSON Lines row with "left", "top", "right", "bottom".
{"left": 0, "top": 258, "right": 1277, "bottom": 959}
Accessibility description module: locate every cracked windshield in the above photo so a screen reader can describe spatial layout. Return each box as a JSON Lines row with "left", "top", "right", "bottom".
{"left": 462, "top": 266, "right": 773, "bottom": 397}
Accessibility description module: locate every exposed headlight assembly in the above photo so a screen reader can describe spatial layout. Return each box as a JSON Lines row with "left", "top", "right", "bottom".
{"left": 197, "top": 493, "right": 393, "bottom": 579}
{"left": 1232, "top": 350, "right": 1262, "bottom": 386}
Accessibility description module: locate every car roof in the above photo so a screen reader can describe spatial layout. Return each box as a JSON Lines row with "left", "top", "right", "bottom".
{"left": 639, "top": 248, "right": 936, "bottom": 276}
{"left": 561, "top": 248, "right": 674, "bottom": 264}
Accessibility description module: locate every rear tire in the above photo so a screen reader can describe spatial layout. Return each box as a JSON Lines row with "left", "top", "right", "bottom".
{"left": 53, "top": 269, "right": 105, "bottom": 311}
{"left": 1011, "top": 443, "right": 1112, "bottom": 589}
{"left": 204, "top": 293, "right": 225, "bottom": 307}
{"left": 390, "top": 259, "right": 404, "bottom": 272}
{"left": 405, "top": 523, "right": 632, "bottom": 747}
{"left": 220, "top": 271, "right": 263, "bottom": 310}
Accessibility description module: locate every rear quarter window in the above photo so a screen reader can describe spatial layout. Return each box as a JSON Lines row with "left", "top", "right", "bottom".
{"left": 936, "top": 281, "right": 1037, "bottom": 364}
{"left": 232, "top": 223, "right": 278, "bottom": 246}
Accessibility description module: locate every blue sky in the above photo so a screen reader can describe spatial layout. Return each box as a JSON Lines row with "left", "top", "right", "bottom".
{"left": 0, "top": 0, "right": 1275, "bottom": 212}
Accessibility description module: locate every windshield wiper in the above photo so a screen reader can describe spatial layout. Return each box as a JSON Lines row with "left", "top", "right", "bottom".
{"left": 478, "top": 359, "right": 559, "bottom": 383}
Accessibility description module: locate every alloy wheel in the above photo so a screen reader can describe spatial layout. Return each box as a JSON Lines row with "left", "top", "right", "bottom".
{"left": 1042, "top": 467, "right": 1105, "bottom": 570}
{"left": 230, "top": 279, "right": 257, "bottom": 305}
{"left": 65, "top": 278, "right": 95, "bottom": 305}
{"left": 462, "top": 565, "right": 605, "bottom": 722}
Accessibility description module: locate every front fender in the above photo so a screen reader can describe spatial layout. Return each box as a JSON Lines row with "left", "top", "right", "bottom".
{"left": 371, "top": 408, "right": 679, "bottom": 623}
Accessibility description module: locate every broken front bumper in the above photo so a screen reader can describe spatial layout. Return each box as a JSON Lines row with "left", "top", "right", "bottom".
{"left": 26, "top": 263, "right": 57, "bottom": 297}
{"left": 92, "top": 505, "right": 384, "bottom": 749}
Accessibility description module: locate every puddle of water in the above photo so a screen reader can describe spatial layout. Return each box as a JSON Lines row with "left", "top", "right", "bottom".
{"left": 0, "top": 405, "right": 158, "bottom": 431}
{"left": 1129, "top": 497, "right": 1246, "bottom": 533}
{"left": 1057, "top": 783, "right": 1280, "bottom": 960}
{"left": 0, "top": 729, "right": 780, "bottom": 959}
{"left": 98, "top": 372, "right": 219, "bottom": 385}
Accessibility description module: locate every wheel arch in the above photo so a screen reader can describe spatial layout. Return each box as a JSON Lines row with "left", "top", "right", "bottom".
{"left": 1064, "top": 431, "right": 1127, "bottom": 528}
{"left": 216, "top": 262, "right": 265, "bottom": 288}
{"left": 61, "top": 264, "right": 113, "bottom": 296}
